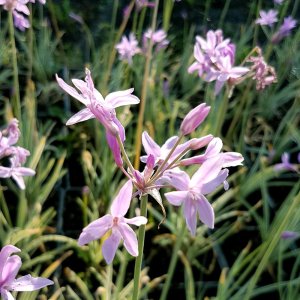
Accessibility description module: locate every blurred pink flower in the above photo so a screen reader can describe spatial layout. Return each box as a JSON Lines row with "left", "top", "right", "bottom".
{"left": 143, "top": 29, "right": 169, "bottom": 52}
{"left": 115, "top": 33, "right": 141, "bottom": 64}
{"left": 56, "top": 68, "right": 140, "bottom": 166}
{"left": 0, "top": 245, "right": 53, "bottom": 299}
{"left": 135, "top": 0, "right": 155, "bottom": 10}
{"left": 274, "top": 152, "right": 299, "bottom": 173}
{"left": 78, "top": 180, "right": 147, "bottom": 264}
{"left": 164, "top": 156, "right": 228, "bottom": 234}
{"left": 281, "top": 231, "right": 299, "bottom": 240}
{"left": 255, "top": 9, "right": 278, "bottom": 27}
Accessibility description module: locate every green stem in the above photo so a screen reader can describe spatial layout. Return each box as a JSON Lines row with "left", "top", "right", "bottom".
{"left": 8, "top": 11, "right": 21, "bottom": 121}
{"left": 160, "top": 223, "right": 186, "bottom": 300}
{"left": 133, "top": 0, "right": 160, "bottom": 169}
{"left": 117, "top": 134, "right": 135, "bottom": 175}
{"left": 132, "top": 195, "right": 148, "bottom": 300}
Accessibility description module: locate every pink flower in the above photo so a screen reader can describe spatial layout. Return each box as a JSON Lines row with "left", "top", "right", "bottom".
{"left": 0, "top": 245, "right": 53, "bottom": 299}
{"left": 255, "top": 9, "right": 278, "bottom": 27}
{"left": 78, "top": 180, "right": 147, "bottom": 264}
{"left": 281, "top": 231, "right": 299, "bottom": 240}
{"left": 180, "top": 103, "right": 210, "bottom": 135}
{"left": 56, "top": 68, "right": 140, "bottom": 166}
{"left": 12, "top": 10, "right": 30, "bottom": 31}
{"left": 115, "top": 33, "right": 141, "bottom": 64}
{"left": 164, "top": 156, "right": 229, "bottom": 234}
{"left": 143, "top": 29, "right": 169, "bottom": 52}
{"left": 274, "top": 152, "right": 299, "bottom": 173}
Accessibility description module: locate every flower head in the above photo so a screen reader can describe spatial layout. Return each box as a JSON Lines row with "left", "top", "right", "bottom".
{"left": 272, "top": 16, "right": 297, "bottom": 43}
{"left": 115, "top": 33, "right": 141, "bottom": 64}
{"left": 143, "top": 29, "right": 169, "bottom": 52}
{"left": 255, "top": 9, "right": 278, "bottom": 27}
{"left": 0, "top": 245, "right": 53, "bottom": 299}
{"left": 78, "top": 180, "right": 147, "bottom": 263}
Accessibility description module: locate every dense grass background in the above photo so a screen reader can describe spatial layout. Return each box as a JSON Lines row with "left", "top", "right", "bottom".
{"left": 0, "top": 0, "right": 300, "bottom": 299}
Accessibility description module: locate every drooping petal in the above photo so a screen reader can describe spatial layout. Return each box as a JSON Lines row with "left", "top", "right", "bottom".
{"left": 165, "top": 191, "right": 188, "bottom": 206}
{"left": 183, "top": 198, "right": 198, "bottom": 236}
{"left": 141, "top": 131, "right": 161, "bottom": 158}
{"left": 190, "top": 155, "right": 224, "bottom": 187}
{"left": 102, "top": 230, "right": 122, "bottom": 264}
{"left": 201, "top": 169, "right": 229, "bottom": 195}
{"left": 118, "top": 223, "right": 139, "bottom": 257}
{"left": 56, "top": 75, "right": 87, "bottom": 105}
{"left": 8, "top": 275, "right": 53, "bottom": 291}
{"left": 1, "top": 256, "right": 22, "bottom": 286}
{"left": 66, "top": 108, "right": 95, "bottom": 126}
{"left": 110, "top": 180, "right": 133, "bottom": 217}
{"left": 105, "top": 89, "right": 140, "bottom": 108}
{"left": 196, "top": 195, "right": 214, "bottom": 229}
{"left": 0, "top": 246, "right": 20, "bottom": 282}
{"left": 78, "top": 215, "right": 113, "bottom": 246}
{"left": 124, "top": 216, "right": 148, "bottom": 226}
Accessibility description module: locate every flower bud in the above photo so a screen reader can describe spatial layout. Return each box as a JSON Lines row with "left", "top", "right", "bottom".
{"left": 180, "top": 103, "right": 210, "bottom": 135}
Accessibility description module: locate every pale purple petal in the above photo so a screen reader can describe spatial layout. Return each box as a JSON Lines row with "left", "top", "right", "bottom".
{"left": 162, "top": 168, "right": 190, "bottom": 190}
{"left": 14, "top": 167, "right": 35, "bottom": 177}
{"left": 9, "top": 275, "right": 53, "bottom": 291}
{"left": 66, "top": 108, "right": 95, "bottom": 126}
{"left": 102, "top": 230, "right": 122, "bottom": 264}
{"left": 125, "top": 216, "right": 148, "bottom": 226}
{"left": 201, "top": 169, "right": 229, "bottom": 194}
{"left": 0, "top": 167, "right": 11, "bottom": 178}
{"left": 0, "top": 245, "right": 20, "bottom": 282}
{"left": 110, "top": 180, "right": 133, "bottom": 217}
{"left": 56, "top": 75, "right": 87, "bottom": 105}
{"left": 105, "top": 89, "right": 140, "bottom": 108}
{"left": 118, "top": 223, "right": 139, "bottom": 257}
{"left": 196, "top": 195, "right": 214, "bottom": 229}
{"left": 105, "top": 131, "right": 123, "bottom": 167}
{"left": 165, "top": 191, "right": 188, "bottom": 206}
{"left": 221, "top": 152, "right": 244, "bottom": 167}
{"left": 142, "top": 131, "right": 161, "bottom": 157}
{"left": 1, "top": 256, "right": 22, "bottom": 286}
{"left": 11, "top": 174, "right": 25, "bottom": 190}
{"left": 1, "top": 290, "right": 14, "bottom": 300}
{"left": 184, "top": 198, "right": 197, "bottom": 236}
{"left": 78, "top": 215, "right": 113, "bottom": 246}
{"left": 190, "top": 156, "right": 224, "bottom": 187}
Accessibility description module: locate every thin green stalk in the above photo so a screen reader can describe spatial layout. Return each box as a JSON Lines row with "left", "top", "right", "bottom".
{"left": 117, "top": 134, "right": 135, "bottom": 175}
{"left": 160, "top": 223, "right": 186, "bottom": 300}
{"left": 8, "top": 11, "right": 21, "bottom": 121}
{"left": 133, "top": 0, "right": 160, "bottom": 169}
{"left": 132, "top": 195, "right": 148, "bottom": 300}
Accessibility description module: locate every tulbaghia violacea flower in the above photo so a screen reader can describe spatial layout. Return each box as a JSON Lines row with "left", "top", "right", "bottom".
{"left": 164, "top": 156, "right": 229, "bottom": 235}
{"left": 281, "top": 231, "right": 299, "bottom": 240}
{"left": 255, "top": 9, "right": 278, "bottom": 27}
{"left": 274, "top": 152, "right": 299, "bottom": 173}
{"left": 0, "top": 245, "right": 53, "bottom": 299}
{"left": 56, "top": 68, "right": 140, "bottom": 166}
{"left": 115, "top": 33, "right": 141, "bottom": 64}
{"left": 188, "top": 30, "right": 249, "bottom": 95}
{"left": 272, "top": 16, "right": 297, "bottom": 43}
{"left": 143, "top": 29, "right": 169, "bottom": 52}
{"left": 78, "top": 180, "right": 147, "bottom": 264}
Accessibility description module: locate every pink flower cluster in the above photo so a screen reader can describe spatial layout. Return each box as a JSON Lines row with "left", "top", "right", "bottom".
{"left": 0, "top": 119, "right": 35, "bottom": 189}
{"left": 57, "top": 69, "right": 244, "bottom": 263}
{"left": 115, "top": 28, "right": 169, "bottom": 65}
{"left": 188, "top": 29, "right": 249, "bottom": 95}
{"left": 0, "top": 0, "right": 45, "bottom": 31}
{"left": 0, "top": 245, "right": 53, "bottom": 299}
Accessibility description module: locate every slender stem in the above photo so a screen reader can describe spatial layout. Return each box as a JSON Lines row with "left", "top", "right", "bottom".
{"left": 133, "top": 0, "right": 160, "bottom": 169}
{"left": 8, "top": 11, "right": 21, "bottom": 121}
{"left": 160, "top": 223, "right": 186, "bottom": 300}
{"left": 116, "top": 134, "right": 135, "bottom": 175}
{"left": 132, "top": 195, "right": 148, "bottom": 300}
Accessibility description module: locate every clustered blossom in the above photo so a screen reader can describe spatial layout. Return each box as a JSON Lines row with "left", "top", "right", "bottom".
{"left": 0, "top": 0, "right": 45, "bottom": 31}
{"left": 57, "top": 69, "right": 244, "bottom": 263}
{"left": 255, "top": 9, "right": 278, "bottom": 27}
{"left": 0, "top": 245, "right": 53, "bottom": 299}
{"left": 247, "top": 48, "right": 277, "bottom": 90}
{"left": 115, "top": 33, "right": 141, "bottom": 65}
{"left": 115, "top": 29, "right": 169, "bottom": 64}
{"left": 0, "top": 119, "right": 35, "bottom": 189}
{"left": 188, "top": 29, "right": 249, "bottom": 95}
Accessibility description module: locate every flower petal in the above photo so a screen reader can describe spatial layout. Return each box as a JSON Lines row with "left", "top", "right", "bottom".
{"left": 1, "top": 290, "right": 14, "bottom": 300}
{"left": 196, "top": 195, "right": 214, "bottom": 229}
{"left": 165, "top": 191, "right": 188, "bottom": 206}
{"left": 1, "top": 255, "right": 22, "bottom": 286}
{"left": 66, "top": 108, "right": 95, "bottom": 126}
{"left": 9, "top": 274, "right": 53, "bottom": 291}
{"left": 102, "top": 230, "right": 121, "bottom": 264}
{"left": 118, "top": 223, "right": 139, "bottom": 257}
{"left": 110, "top": 180, "right": 133, "bottom": 217}
{"left": 105, "top": 88, "right": 140, "bottom": 108}
{"left": 0, "top": 245, "right": 20, "bottom": 283}
{"left": 184, "top": 198, "right": 198, "bottom": 236}
{"left": 125, "top": 216, "right": 148, "bottom": 226}
{"left": 201, "top": 169, "right": 229, "bottom": 195}
{"left": 142, "top": 131, "right": 161, "bottom": 158}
